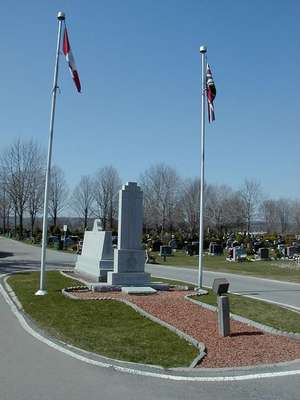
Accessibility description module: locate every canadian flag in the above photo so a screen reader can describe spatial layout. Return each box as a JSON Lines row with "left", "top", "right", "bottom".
{"left": 62, "top": 27, "right": 81, "bottom": 93}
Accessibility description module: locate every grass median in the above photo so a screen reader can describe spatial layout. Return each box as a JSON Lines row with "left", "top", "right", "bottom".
{"left": 152, "top": 277, "right": 300, "bottom": 334}
{"left": 152, "top": 251, "right": 300, "bottom": 283}
{"left": 190, "top": 291, "right": 300, "bottom": 334}
{"left": 7, "top": 271, "right": 197, "bottom": 368}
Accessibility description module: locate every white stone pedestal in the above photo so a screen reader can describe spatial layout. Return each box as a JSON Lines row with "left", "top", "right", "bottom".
{"left": 75, "top": 219, "right": 113, "bottom": 282}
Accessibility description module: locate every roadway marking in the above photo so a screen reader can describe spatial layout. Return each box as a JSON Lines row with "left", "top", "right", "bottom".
{"left": 1, "top": 275, "right": 300, "bottom": 382}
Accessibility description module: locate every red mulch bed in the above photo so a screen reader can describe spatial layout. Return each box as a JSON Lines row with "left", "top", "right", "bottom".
{"left": 69, "top": 290, "right": 300, "bottom": 368}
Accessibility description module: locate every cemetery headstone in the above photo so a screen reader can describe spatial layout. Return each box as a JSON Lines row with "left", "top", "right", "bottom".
{"left": 253, "top": 242, "right": 261, "bottom": 253}
{"left": 209, "top": 242, "right": 223, "bottom": 255}
{"left": 75, "top": 219, "right": 113, "bottom": 281}
{"left": 107, "top": 182, "right": 151, "bottom": 286}
{"left": 258, "top": 247, "right": 269, "bottom": 260}
{"left": 169, "top": 239, "right": 177, "bottom": 249}
{"left": 278, "top": 244, "right": 286, "bottom": 256}
{"left": 160, "top": 245, "right": 173, "bottom": 256}
{"left": 191, "top": 241, "right": 199, "bottom": 255}
{"left": 232, "top": 246, "right": 247, "bottom": 261}
{"left": 185, "top": 242, "right": 199, "bottom": 256}
{"left": 287, "top": 246, "right": 296, "bottom": 258}
{"left": 227, "top": 247, "right": 234, "bottom": 259}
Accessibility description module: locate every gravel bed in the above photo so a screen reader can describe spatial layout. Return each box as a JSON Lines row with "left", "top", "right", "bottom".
{"left": 69, "top": 289, "right": 300, "bottom": 368}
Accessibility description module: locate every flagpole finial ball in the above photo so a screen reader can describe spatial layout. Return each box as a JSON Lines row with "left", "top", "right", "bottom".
{"left": 57, "top": 12, "right": 65, "bottom": 20}
{"left": 200, "top": 46, "right": 207, "bottom": 53}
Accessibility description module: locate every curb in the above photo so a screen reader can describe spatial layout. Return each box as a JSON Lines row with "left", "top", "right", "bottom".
{"left": 185, "top": 295, "right": 300, "bottom": 339}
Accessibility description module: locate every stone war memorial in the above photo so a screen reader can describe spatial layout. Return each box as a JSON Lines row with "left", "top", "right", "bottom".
{"left": 76, "top": 182, "right": 153, "bottom": 291}
{"left": 107, "top": 182, "right": 151, "bottom": 286}
{"left": 75, "top": 219, "right": 113, "bottom": 281}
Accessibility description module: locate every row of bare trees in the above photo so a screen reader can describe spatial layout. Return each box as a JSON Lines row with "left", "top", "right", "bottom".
{"left": 71, "top": 166, "right": 121, "bottom": 230}
{"left": 0, "top": 139, "right": 123, "bottom": 237}
{"left": 0, "top": 139, "right": 69, "bottom": 238}
{"left": 1, "top": 138, "right": 299, "bottom": 238}
{"left": 140, "top": 165, "right": 300, "bottom": 238}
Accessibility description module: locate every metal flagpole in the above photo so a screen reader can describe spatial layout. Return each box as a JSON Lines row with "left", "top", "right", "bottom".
{"left": 197, "top": 45, "right": 208, "bottom": 292}
{"left": 35, "top": 12, "right": 65, "bottom": 295}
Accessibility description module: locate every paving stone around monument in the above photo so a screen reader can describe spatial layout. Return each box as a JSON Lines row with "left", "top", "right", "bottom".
{"left": 121, "top": 286, "right": 157, "bottom": 295}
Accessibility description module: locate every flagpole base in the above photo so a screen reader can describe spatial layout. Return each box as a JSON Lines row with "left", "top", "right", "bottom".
{"left": 35, "top": 289, "right": 48, "bottom": 296}
{"left": 194, "top": 288, "right": 208, "bottom": 295}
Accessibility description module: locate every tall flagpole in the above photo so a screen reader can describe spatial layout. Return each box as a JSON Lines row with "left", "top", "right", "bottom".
{"left": 35, "top": 12, "right": 65, "bottom": 295}
{"left": 197, "top": 45, "right": 207, "bottom": 291}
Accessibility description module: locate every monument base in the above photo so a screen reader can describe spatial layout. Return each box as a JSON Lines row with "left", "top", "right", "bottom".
{"left": 75, "top": 256, "right": 113, "bottom": 282}
{"left": 107, "top": 271, "right": 151, "bottom": 286}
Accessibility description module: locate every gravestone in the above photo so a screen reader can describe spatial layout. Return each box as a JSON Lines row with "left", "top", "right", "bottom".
{"left": 253, "top": 242, "right": 261, "bottom": 253}
{"left": 209, "top": 242, "right": 223, "bottom": 255}
{"left": 160, "top": 245, "right": 172, "bottom": 256}
{"left": 107, "top": 182, "right": 151, "bottom": 286}
{"left": 232, "top": 246, "right": 247, "bottom": 261}
{"left": 169, "top": 239, "right": 177, "bottom": 249}
{"left": 287, "top": 246, "right": 296, "bottom": 258}
{"left": 278, "top": 244, "right": 286, "bottom": 256}
{"left": 185, "top": 242, "right": 199, "bottom": 256}
{"left": 258, "top": 247, "right": 269, "bottom": 260}
{"left": 191, "top": 241, "right": 199, "bottom": 255}
{"left": 75, "top": 219, "right": 113, "bottom": 281}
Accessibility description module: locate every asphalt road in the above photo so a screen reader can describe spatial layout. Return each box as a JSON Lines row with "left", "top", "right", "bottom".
{"left": 1, "top": 237, "right": 300, "bottom": 400}
{"left": 1, "top": 236, "right": 299, "bottom": 310}
{"left": 146, "top": 264, "right": 300, "bottom": 311}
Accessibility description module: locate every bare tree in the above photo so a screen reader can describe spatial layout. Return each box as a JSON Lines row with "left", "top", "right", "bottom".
{"left": 205, "top": 184, "right": 235, "bottom": 235}
{"left": 180, "top": 178, "right": 200, "bottom": 237}
{"left": 140, "top": 163, "right": 181, "bottom": 239}
{"left": 292, "top": 201, "right": 300, "bottom": 233}
{"left": 93, "top": 166, "right": 121, "bottom": 230}
{"left": 222, "top": 192, "right": 246, "bottom": 232}
{"left": 261, "top": 199, "right": 278, "bottom": 233}
{"left": 27, "top": 152, "right": 45, "bottom": 237}
{"left": 71, "top": 175, "right": 94, "bottom": 230}
{"left": 0, "top": 167, "right": 12, "bottom": 233}
{"left": 238, "top": 179, "right": 261, "bottom": 232}
{"left": 275, "top": 198, "right": 291, "bottom": 234}
{"left": 1, "top": 139, "right": 40, "bottom": 238}
{"left": 49, "top": 165, "right": 69, "bottom": 226}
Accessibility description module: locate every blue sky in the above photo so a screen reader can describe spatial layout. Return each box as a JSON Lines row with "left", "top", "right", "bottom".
{"left": 0, "top": 0, "right": 299, "bottom": 199}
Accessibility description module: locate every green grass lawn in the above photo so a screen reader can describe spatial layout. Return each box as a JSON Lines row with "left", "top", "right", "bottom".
{"left": 151, "top": 251, "right": 300, "bottom": 283}
{"left": 190, "top": 291, "right": 300, "bottom": 334}
{"left": 8, "top": 271, "right": 197, "bottom": 368}
{"left": 152, "top": 276, "right": 300, "bottom": 333}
